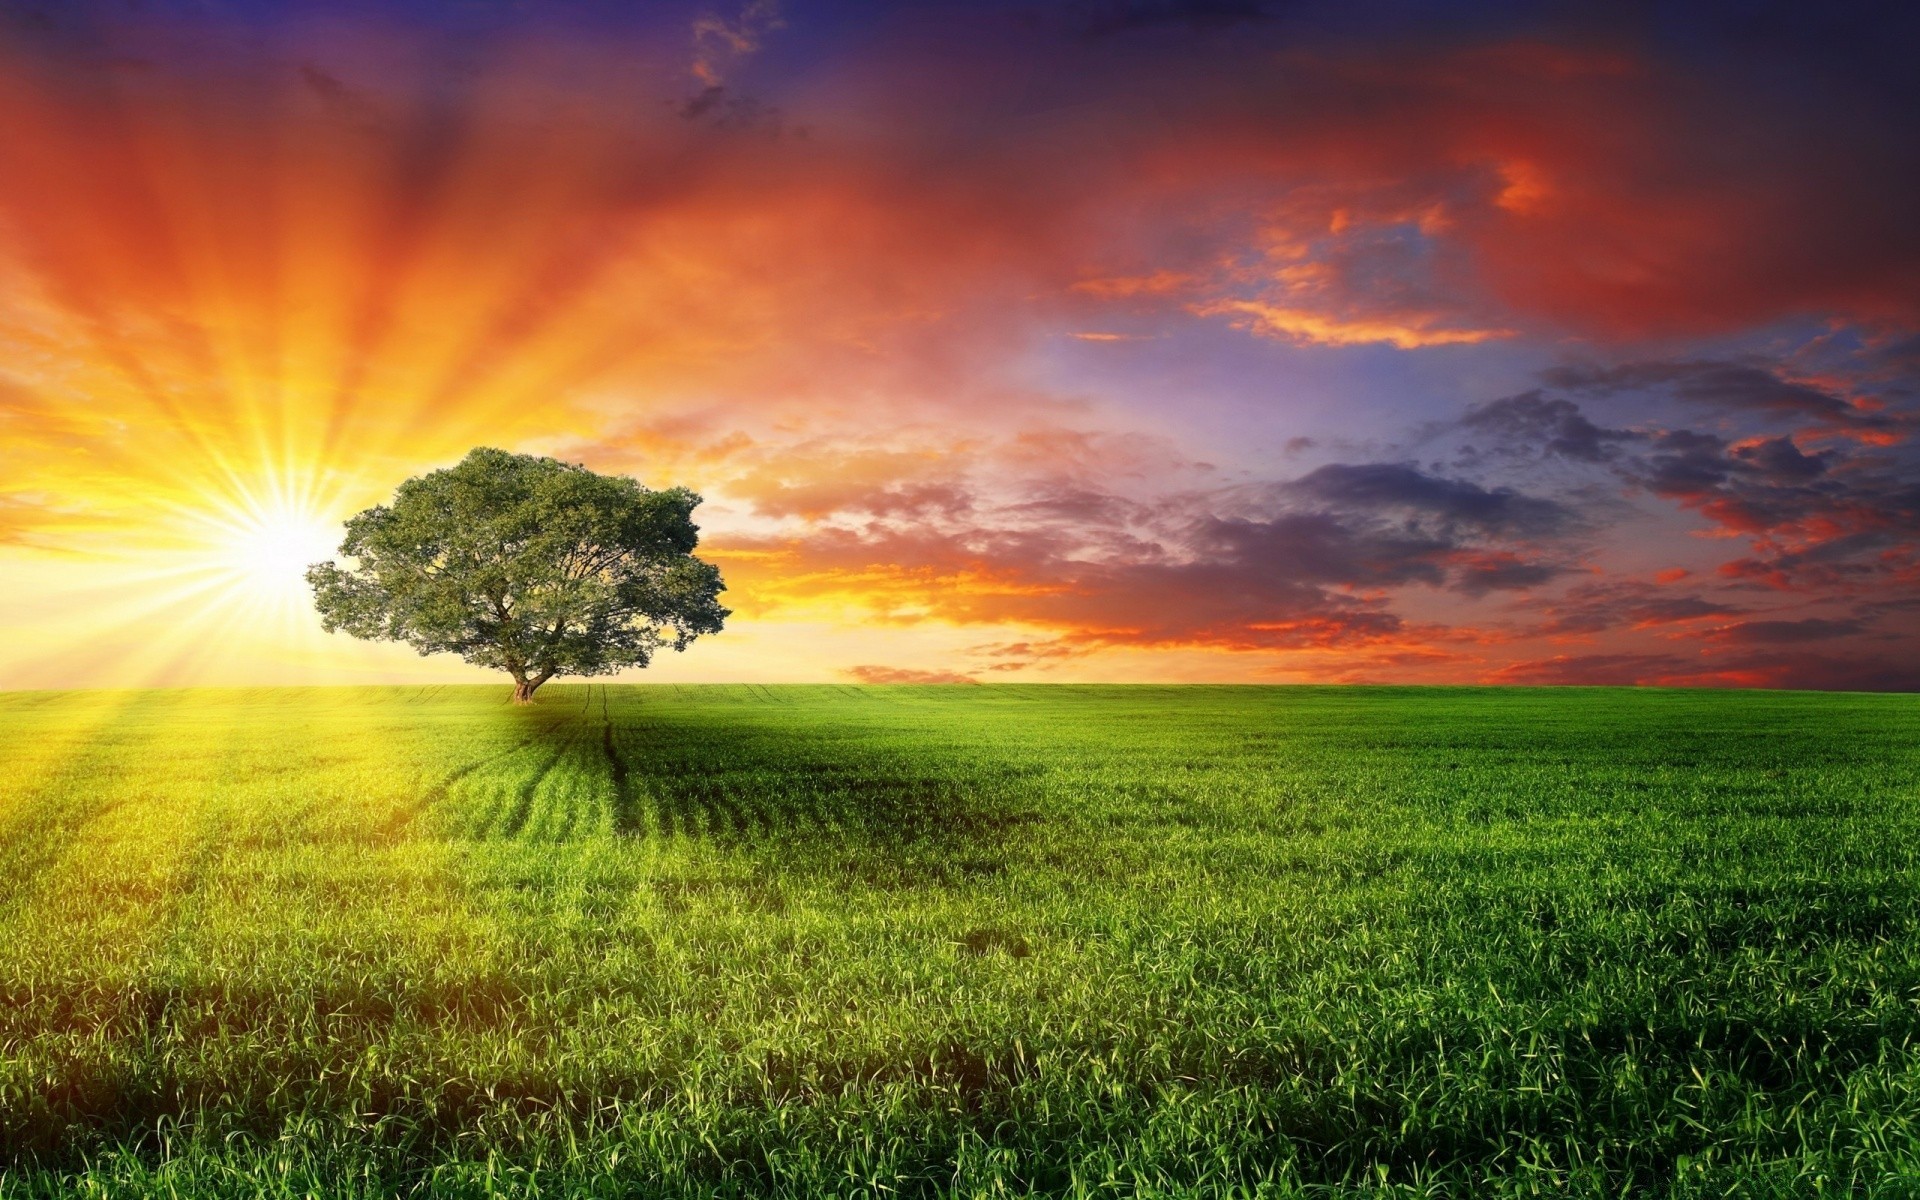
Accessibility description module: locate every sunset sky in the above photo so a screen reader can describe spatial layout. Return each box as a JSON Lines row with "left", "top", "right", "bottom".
{"left": 1, "top": 0, "right": 1917, "bottom": 690}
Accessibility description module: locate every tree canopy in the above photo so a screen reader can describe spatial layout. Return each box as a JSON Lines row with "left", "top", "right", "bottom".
{"left": 307, "top": 448, "right": 728, "bottom": 702}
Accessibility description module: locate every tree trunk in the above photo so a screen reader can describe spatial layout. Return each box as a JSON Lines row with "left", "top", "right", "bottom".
{"left": 511, "top": 678, "right": 539, "bottom": 705}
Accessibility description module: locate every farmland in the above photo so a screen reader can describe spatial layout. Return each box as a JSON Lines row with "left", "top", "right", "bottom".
{"left": 1, "top": 684, "right": 1918, "bottom": 1197}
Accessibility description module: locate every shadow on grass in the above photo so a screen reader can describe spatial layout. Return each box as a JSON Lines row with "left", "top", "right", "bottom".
{"left": 616, "top": 721, "right": 1041, "bottom": 844}
{"left": 436, "top": 690, "right": 1049, "bottom": 864}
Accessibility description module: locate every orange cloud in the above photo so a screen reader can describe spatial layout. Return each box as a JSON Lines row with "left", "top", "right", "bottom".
{"left": 843, "top": 665, "right": 979, "bottom": 685}
{"left": 1196, "top": 299, "right": 1509, "bottom": 350}
{"left": 1084, "top": 38, "right": 1920, "bottom": 341}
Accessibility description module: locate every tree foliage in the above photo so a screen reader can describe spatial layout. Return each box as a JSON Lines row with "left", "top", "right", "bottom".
{"left": 307, "top": 448, "right": 728, "bottom": 702}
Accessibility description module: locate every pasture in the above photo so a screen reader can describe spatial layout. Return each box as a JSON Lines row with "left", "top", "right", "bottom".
{"left": 1, "top": 684, "right": 1918, "bottom": 1197}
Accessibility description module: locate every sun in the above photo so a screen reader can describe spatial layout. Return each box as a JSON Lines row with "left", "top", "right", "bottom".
{"left": 214, "top": 503, "right": 341, "bottom": 605}
{"left": 181, "top": 478, "right": 344, "bottom": 616}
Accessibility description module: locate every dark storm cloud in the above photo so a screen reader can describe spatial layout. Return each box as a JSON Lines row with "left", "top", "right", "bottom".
{"left": 1629, "top": 427, "right": 1920, "bottom": 548}
{"left": 1542, "top": 360, "right": 1904, "bottom": 433}
{"left": 1444, "top": 366, "right": 1920, "bottom": 594}
{"left": 1188, "top": 510, "right": 1452, "bottom": 589}
{"left": 1458, "top": 392, "right": 1637, "bottom": 463}
{"left": 1284, "top": 462, "right": 1577, "bottom": 536}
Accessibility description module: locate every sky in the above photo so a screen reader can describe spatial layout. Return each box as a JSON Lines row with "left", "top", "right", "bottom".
{"left": 1, "top": 0, "right": 1917, "bottom": 690}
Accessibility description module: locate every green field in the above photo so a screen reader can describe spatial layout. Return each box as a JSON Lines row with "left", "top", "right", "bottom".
{"left": 2, "top": 685, "right": 1918, "bottom": 1197}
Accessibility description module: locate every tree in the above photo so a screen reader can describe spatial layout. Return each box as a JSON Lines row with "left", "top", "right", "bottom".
{"left": 307, "top": 448, "right": 728, "bottom": 703}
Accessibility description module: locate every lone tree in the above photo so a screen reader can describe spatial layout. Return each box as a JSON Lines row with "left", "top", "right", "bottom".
{"left": 307, "top": 448, "right": 728, "bottom": 703}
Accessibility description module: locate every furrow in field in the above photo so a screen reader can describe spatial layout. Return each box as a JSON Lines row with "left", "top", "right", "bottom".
{"left": 540, "top": 763, "right": 587, "bottom": 842}
{"left": 704, "top": 772, "right": 758, "bottom": 840}
{"left": 610, "top": 711, "right": 711, "bottom": 841}
{"left": 601, "top": 715, "right": 854, "bottom": 845}
{"left": 515, "top": 704, "right": 596, "bottom": 841}
{"left": 503, "top": 729, "right": 576, "bottom": 833}
{"left": 456, "top": 750, "right": 537, "bottom": 839}
{"left": 419, "top": 714, "right": 579, "bottom": 838}
{"left": 602, "top": 717, "right": 640, "bottom": 837}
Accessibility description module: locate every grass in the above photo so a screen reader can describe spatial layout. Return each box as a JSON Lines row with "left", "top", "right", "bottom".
{"left": 0, "top": 683, "right": 1918, "bottom": 1197}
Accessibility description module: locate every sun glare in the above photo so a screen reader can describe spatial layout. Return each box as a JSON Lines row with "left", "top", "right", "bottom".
{"left": 216, "top": 506, "right": 340, "bottom": 604}
{"left": 182, "top": 481, "right": 343, "bottom": 617}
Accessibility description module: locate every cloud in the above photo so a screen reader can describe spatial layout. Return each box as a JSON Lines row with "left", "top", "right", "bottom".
{"left": 1543, "top": 360, "right": 1904, "bottom": 435}
{"left": 1459, "top": 392, "right": 1635, "bottom": 463}
{"left": 676, "top": 85, "right": 787, "bottom": 134}
{"left": 1627, "top": 427, "right": 1920, "bottom": 567}
{"left": 0, "top": 491, "right": 95, "bottom": 547}
{"left": 968, "top": 639, "right": 1090, "bottom": 673}
{"left": 1695, "top": 618, "right": 1865, "bottom": 645}
{"left": 1442, "top": 376, "right": 1920, "bottom": 595}
{"left": 709, "top": 444, "right": 1576, "bottom": 662}
{"left": 1197, "top": 300, "right": 1509, "bottom": 350}
{"left": 1025, "top": 30, "right": 1920, "bottom": 344}
{"left": 1531, "top": 579, "right": 1745, "bottom": 636}
{"left": 1487, "top": 644, "right": 1920, "bottom": 691}
{"left": 1450, "top": 551, "right": 1563, "bottom": 597}
{"left": 7, "top": 11, "right": 1918, "bottom": 486}
{"left": 1486, "top": 653, "right": 1693, "bottom": 687}
{"left": 843, "top": 665, "right": 979, "bottom": 684}
{"left": 1283, "top": 462, "right": 1577, "bottom": 536}
{"left": 725, "top": 446, "right": 978, "bottom": 521}
{"left": 691, "top": 1, "right": 784, "bottom": 88}
{"left": 1747, "top": 654, "right": 1920, "bottom": 691}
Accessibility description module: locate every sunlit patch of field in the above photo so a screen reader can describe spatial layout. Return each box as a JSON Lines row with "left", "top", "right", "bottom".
{"left": 1, "top": 685, "right": 1918, "bottom": 1197}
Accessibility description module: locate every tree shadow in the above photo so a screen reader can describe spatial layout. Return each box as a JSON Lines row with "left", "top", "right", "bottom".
{"left": 424, "top": 689, "right": 1051, "bottom": 876}
{"left": 597, "top": 703, "right": 1049, "bottom": 862}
